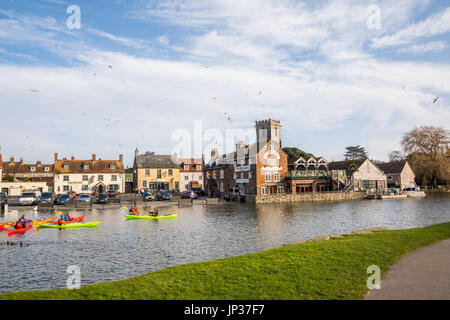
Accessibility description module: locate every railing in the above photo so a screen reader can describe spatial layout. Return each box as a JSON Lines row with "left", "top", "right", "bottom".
{"left": 287, "top": 170, "right": 329, "bottom": 178}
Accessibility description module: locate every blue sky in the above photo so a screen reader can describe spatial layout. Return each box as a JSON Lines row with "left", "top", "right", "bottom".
{"left": 0, "top": 0, "right": 449, "bottom": 167}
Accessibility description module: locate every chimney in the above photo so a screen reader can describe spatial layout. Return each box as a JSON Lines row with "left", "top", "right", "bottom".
{"left": 71, "top": 155, "right": 75, "bottom": 160}
{"left": 54, "top": 153, "right": 58, "bottom": 162}
{"left": 119, "top": 154, "right": 123, "bottom": 163}
{"left": 202, "top": 153, "right": 205, "bottom": 164}
{"left": 20, "top": 157, "right": 23, "bottom": 164}
{"left": 10, "top": 156, "right": 14, "bottom": 163}
{"left": 92, "top": 154, "right": 96, "bottom": 161}
{"left": 37, "top": 160, "right": 42, "bottom": 166}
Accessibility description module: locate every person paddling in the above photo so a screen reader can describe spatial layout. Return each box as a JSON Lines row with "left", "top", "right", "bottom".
{"left": 15, "top": 215, "right": 30, "bottom": 229}
{"left": 150, "top": 208, "right": 160, "bottom": 217}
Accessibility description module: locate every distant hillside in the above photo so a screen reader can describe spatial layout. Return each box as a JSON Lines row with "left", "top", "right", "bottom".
{"left": 282, "top": 147, "right": 314, "bottom": 160}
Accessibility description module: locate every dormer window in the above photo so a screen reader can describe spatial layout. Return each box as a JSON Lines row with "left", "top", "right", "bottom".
{"left": 63, "top": 163, "right": 69, "bottom": 170}
{"left": 44, "top": 167, "right": 49, "bottom": 172}
{"left": 30, "top": 167, "right": 36, "bottom": 172}
{"left": 110, "top": 164, "right": 116, "bottom": 170}
{"left": 83, "top": 163, "right": 89, "bottom": 170}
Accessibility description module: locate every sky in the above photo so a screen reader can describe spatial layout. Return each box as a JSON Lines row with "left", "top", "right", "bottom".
{"left": 0, "top": 0, "right": 449, "bottom": 167}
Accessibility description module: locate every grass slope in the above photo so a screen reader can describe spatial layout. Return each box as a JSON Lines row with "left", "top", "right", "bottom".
{"left": 2, "top": 222, "right": 450, "bottom": 300}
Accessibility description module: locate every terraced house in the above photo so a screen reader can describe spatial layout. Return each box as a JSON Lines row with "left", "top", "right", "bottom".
{"left": 174, "top": 154, "right": 204, "bottom": 192}
{"left": 53, "top": 153, "right": 125, "bottom": 195}
{"left": 133, "top": 149, "right": 180, "bottom": 193}
{"left": 0, "top": 154, "right": 54, "bottom": 194}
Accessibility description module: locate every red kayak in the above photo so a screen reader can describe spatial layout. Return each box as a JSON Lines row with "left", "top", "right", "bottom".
{"left": 8, "top": 224, "right": 33, "bottom": 236}
{"left": 51, "top": 216, "right": 85, "bottom": 225}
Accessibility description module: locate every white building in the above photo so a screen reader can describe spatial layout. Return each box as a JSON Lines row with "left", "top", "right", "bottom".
{"left": 174, "top": 155, "right": 204, "bottom": 192}
{"left": 53, "top": 153, "right": 125, "bottom": 195}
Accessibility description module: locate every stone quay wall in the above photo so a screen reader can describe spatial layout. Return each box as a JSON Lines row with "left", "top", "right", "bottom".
{"left": 245, "top": 191, "right": 367, "bottom": 204}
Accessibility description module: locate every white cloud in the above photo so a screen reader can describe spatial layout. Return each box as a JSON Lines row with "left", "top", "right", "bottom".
{"left": 371, "top": 7, "right": 450, "bottom": 48}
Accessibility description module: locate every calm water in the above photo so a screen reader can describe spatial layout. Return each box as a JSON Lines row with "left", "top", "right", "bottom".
{"left": 1, "top": 194, "right": 449, "bottom": 293}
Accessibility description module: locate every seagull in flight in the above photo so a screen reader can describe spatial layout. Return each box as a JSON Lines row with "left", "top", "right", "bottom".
{"left": 433, "top": 97, "right": 439, "bottom": 104}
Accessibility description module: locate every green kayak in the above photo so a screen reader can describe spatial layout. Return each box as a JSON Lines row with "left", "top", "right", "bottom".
{"left": 38, "top": 222, "right": 101, "bottom": 229}
{"left": 125, "top": 214, "right": 177, "bottom": 220}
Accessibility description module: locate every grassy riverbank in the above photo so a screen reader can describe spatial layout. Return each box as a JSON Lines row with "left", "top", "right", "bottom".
{"left": 2, "top": 222, "right": 450, "bottom": 300}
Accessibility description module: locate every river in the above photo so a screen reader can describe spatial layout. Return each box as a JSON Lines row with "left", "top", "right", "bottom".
{"left": 1, "top": 194, "right": 449, "bottom": 293}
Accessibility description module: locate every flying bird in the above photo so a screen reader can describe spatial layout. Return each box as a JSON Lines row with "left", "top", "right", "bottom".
{"left": 258, "top": 90, "right": 263, "bottom": 95}
{"left": 108, "top": 65, "right": 113, "bottom": 69}
{"left": 29, "top": 89, "right": 39, "bottom": 93}
{"left": 433, "top": 97, "right": 439, "bottom": 104}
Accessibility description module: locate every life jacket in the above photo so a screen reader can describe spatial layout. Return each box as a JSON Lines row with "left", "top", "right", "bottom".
{"left": 58, "top": 219, "right": 64, "bottom": 226}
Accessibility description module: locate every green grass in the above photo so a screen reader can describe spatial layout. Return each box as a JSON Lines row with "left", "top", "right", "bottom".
{"left": 2, "top": 222, "right": 450, "bottom": 300}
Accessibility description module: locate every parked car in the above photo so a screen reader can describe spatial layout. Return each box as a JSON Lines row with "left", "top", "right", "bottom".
{"left": 19, "top": 192, "right": 39, "bottom": 206}
{"left": 0, "top": 193, "right": 7, "bottom": 203}
{"left": 96, "top": 193, "right": 109, "bottom": 204}
{"left": 67, "top": 191, "right": 77, "bottom": 199}
{"left": 55, "top": 194, "right": 73, "bottom": 205}
{"left": 209, "top": 191, "right": 220, "bottom": 198}
{"left": 192, "top": 188, "right": 206, "bottom": 197}
{"left": 107, "top": 191, "right": 117, "bottom": 198}
{"left": 144, "top": 193, "right": 157, "bottom": 201}
{"left": 39, "top": 192, "right": 54, "bottom": 204}
{"left": 180, "top": 190, "right": 198, "bottom": 200}
{"left": 157, "top": 192, "right": 172, "bottom": 201}
{"left": 77, "top": 194, "right": 91, "bottom": 203}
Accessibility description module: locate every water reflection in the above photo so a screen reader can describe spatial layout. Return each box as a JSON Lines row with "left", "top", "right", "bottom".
{"left": 1, "top": 194, "right": 449, "bottom": 293}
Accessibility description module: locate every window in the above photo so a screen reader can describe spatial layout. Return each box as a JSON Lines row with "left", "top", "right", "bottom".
{"left": 98, "top": 175, "right": 104, "bottom": 181}
{"left": 30, "top": 167, "right": 36, "bottom": 172}
{"left": 196, "top": 165, "right": 201, "bottom": 170}
{"left": 63, "top": 175, "right": 69, "bottom": 182}
{"left": 83, "top": 175, "right": 88, "bottom": 181}
{"left": 185, "top": 184, "right": 189, "bottom": 190}
{"left": 44, "top": 167, "right": 49, "bottom": 172}
{"left": 234, "top": 173, "right": 237, "bottom": 179}
{"left": 63, "top": 164, "right": 69, "bottom": 170}
{"left": 145, "top": 169, "right": 150, "bottom": 176}
{"left": 185, "top": 176, "right": 189, "bottom": 181}
{"left": 157, "top": 169, "right": 162, "bottom": 179}
{"left": 265, "top": 173, "right": 271, "bottom": 182}
{"left": 109, "top": 184, "right": 119, "bottom": 191}
{"left": 168, "top": 169, "right": 173, "bottom": 176}
{"left": 63, "top": 185, "right": 69, "bottom": 192}
{"left": 184, "top": 165, "right": 189, "bottom": 170}
{"left": 274, "top": 172, "right": 280, "bottom": 182}
{"left": 220, "top": 170, "right": 224, "bottom": 179}
{"left": 142, "top": 180, "right": 147, "bottom": 188}
{"left": 83, "top": 163, "right": 89, "bottom": 170}
{"left": 213, "top": 171, "right": 217, "bottom": 179}
{"left": 220, "top": 182, "right": 224, "bottom": 192}
{"left": 248, "top": 171, "right": 252, "bottom": 179}
{"left": 278, "top": 186, "right": 284, "bottom": 194}
{"left": 240, "top": 172, "right": 244, "bottom": 179}
{"left": 110, "top": 164, "right": 116, "bottom": 170}
{"left": 112, "top": 175, "right": 117, "bottom": 182}
{"left": 261, "top": 187, "right": 268, "bottom": 195}
{"left": 82, "top": 185, "right": 88, "bottom": 191}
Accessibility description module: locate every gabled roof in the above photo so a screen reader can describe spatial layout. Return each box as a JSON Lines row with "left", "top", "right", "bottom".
{"left": 377, "top": 160, "right": 407, "bottom": 174}
{"left": 2, "top": 161, "right": 54, "bottom": 174}
{"left": 135, "top": 152, "right": 178, "bottom": 169}
{"left": 328, "top": 158, "right": 367, "bottom": 173}
{"left": 54, "top": 159, "right": 124, "bottom": 174}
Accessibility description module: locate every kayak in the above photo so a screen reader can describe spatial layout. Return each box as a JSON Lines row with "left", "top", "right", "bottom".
{"left": 3, "top": 218, "right": 56, "bottom": 228}
{"left": 38, "top": 221, "right": 101, "bottom": 229}
{"left": 125, "top": 214, "right": 177, "bottom": 220}
{"left": 50, "top": 216, "right": 85, "bottom": 225}
{"left": 8, "top": 224, "right": 33, "bottom": 236}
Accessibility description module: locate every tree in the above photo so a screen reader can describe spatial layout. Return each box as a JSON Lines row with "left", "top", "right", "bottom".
{"left": 344, "top": 145, "right": 367, "bottom": 160}
{"left": 401, "top": 126, "right": 450, "bottom": 186}
{"left": 388, "top": 151, "right": 406, "bottom": 162}
{"left": 282, "top": 147, "right": 314, "bottom": 159}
